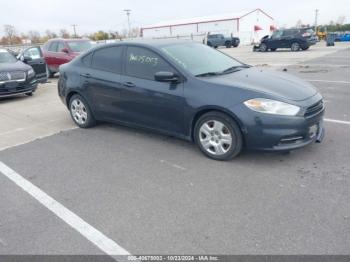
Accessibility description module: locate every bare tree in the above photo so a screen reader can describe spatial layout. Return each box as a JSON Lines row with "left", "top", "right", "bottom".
{"left": 336, "top": 16, "right": 346, "bottom": 25}
{"left": 4, "top": 24, "right": 17, "bottom": 45}
{"left": 27, "top": 30, "right": 41, "bottom": 43}
{"left": 59, "top": 29, "right": 70, "bottom": 39}
{"left": 45, "top": 30, "right": 58, "bottom": 39}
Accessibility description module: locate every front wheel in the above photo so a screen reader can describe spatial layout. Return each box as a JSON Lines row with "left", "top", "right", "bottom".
{"left": 259, "top": 43, "right": 268, "bottom": 52}
{"left": 194, "top": 112, "right": 243, "bottom": 161}
{"left": 225, "top": 42, "right": 232, "bottom": 48}
{"left": 69, "top": 94, "right": 96, "bottom": 128}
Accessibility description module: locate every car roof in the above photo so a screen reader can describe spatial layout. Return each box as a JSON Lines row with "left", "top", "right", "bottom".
{"left": 91, "top": 39, "right": 198, "bottom": 50}
{"left": 47, "top": 38, "right": 90, "bottom": 42}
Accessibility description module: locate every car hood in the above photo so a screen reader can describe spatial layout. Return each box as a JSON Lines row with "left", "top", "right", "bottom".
{"left": 0, "top": 61, "right": 31, "bottom": 72}
{"left": 202, "top": 67, "right": 317, "bottom": 101}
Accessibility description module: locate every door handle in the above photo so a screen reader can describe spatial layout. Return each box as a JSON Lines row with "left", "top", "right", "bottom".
{"left": 80, "top": 73, "right": 91, "bottom": 78}
{"left": 123, "top": 82, "right": 135, "bottom": 88}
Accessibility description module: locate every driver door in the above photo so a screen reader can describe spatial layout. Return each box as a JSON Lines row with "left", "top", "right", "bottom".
{"left": 117, "top": 46, "right": 186, "bottom": 135}
{"left": 21, "top": 46, "right": 47, "bottom": 83}
{"left": 269, "top": 30, "right": 283, "bottom": 49}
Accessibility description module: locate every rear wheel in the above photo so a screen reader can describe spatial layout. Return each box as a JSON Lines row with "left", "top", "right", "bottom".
{"left": 291, "top": 42, "right": 301, "bottom": 52}
{"left": 225, "top": 42, "right": 232, "bottom": 48}
{"left": 69, "top": 94, "right": 96, "bottom": 128}
{"left": 259, "top": 43, "right": 268, "bottom": 52}
{"left": 194, "top": 112, "right": 243, "bottom": 161}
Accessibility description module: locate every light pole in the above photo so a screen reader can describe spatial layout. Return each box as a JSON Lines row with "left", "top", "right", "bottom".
{"left": 71, "top": 24, "right": 78, "bottom": 38}
{"left": 124, "top": 9, "right": 131, "bottom": 37}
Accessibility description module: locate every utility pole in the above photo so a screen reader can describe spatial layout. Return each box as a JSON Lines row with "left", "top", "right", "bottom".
{"left": 314, "top": 9, "right": 319, "bottom": 30}
{"left": 123, "top": 9, "right": 131, "bottom": 37}
{"left": 71, "top": 24, "right": 78, "bottom": 38}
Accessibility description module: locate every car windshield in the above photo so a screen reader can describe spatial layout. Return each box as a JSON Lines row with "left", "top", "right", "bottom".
{"left": 67, "top": 41, "right": 92, "bottom": 52}
{"left": 161, "top": 43, "right": 244, "bottom": 76}
{"left": 0, "top": 49, "right": 17, "bottom": 63}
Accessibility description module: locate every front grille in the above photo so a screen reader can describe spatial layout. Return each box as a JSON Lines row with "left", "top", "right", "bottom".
{"left": 304, "top": 100, "right": 324, "bottom": 118}
{"left": 0, "top": 71, "right": 26, "bottom": 82}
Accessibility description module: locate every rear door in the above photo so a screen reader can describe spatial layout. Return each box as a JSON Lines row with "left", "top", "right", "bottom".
{"left": 281, "top": 30, "right": 297, "bottom": 47}
{"left": 21, "top": 46, "right": 47, "bottom": 82}
{"left": 81, "top": 45, "right": 124, "bottom": 119}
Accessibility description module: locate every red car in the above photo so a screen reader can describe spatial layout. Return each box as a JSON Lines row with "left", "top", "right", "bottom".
{"left": 42, "top": 38, "right": 92, "bottom": 77}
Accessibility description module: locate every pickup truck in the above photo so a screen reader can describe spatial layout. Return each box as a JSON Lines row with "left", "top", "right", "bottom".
{"left": 207, "top": 34, "right": 240, "bottom": 48}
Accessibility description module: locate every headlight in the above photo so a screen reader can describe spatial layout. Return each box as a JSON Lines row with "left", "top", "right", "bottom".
{"left": 27, "top": 68, "right": 35, "bottom": 78}
{"left": 244, "top": 98, "right": 300, "bottom": 116}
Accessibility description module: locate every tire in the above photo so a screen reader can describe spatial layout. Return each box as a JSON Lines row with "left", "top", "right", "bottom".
{"left": 194, "top": 111, "right": 243, "bottom": 161}
{"left": 259, "top": 43, "right": 268, "bottom": 52}
{"left": 69, "top": 94, "right": 96, "bottom": 128}
{"left": 225, "top": 42, "right": 232, "bottom": 48}
{"left": 270, "top": 48, "right": 277, "bottom": 51}
{"left": 301, "top": 46, "right": 310, "bottom": 50}
{"left": 46, "top": 65, "right": 55, "bottom": 78}
{"left": 291, "top": 42, "right": 301, "bottom": 52}
{"left": 214, "top": 46, "right": 218, "bottom": 49}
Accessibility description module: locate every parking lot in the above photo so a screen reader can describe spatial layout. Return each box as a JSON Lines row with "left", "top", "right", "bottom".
{"left": 0, "top": 42, "right": 349, "bottom": 256}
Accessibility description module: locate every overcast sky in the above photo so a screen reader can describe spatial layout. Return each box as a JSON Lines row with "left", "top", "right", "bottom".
{"left": 1, "top": 0, "right": 349, "bottom": 36}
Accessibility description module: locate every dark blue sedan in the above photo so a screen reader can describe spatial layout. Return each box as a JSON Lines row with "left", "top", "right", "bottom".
{"left": 58, "top": 40, "right": 325, "bottom": 160}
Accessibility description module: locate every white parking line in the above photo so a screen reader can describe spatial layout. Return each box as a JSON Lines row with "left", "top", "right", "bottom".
{"left": 0, "top": 161, "right": 130, "bottom": 256}
{"left": 306, "top": 80, "right": 350, "bottom": 84}
{"left": 325, "top": 118, "right": 350, "bottom": 125}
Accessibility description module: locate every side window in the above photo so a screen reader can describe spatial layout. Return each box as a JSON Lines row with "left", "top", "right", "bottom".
{"left": 48, "top": 42, "right": 58, "bottom": 52}
{"left": 91, "top": 46, "right": 123, "bottom": 73}
{"left": 125, "top": 46, "right": 174, "bottom": 81}
{"left": 57, "top": 42, "right": 65, "bottom": 53}
{"left": 24, "top": 47, "right": 42, "bottom": 59}
{"left": 82, "top": 52, "right": 93, "bottom": 67}
{"left": 271, "top": 30, "right": 283, "bottom": 39}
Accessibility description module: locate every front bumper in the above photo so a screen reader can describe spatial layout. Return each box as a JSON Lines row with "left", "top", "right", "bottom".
{"left": 231, "top": 97, "right": 325, "bottom": 151}
{"left": 0, "top": 79, "right": 38, "bottom": 98}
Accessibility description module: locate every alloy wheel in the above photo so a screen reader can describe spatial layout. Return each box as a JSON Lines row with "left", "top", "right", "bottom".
{"left": 70, "top": 98, "right": 88, "bottom": 125}
{"left": 199, "top": 120, "right": 233, "bottom": 156}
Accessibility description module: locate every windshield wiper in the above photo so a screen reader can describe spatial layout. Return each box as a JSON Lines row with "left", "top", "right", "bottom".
{"left": 222, "top": 65, "right": 250, "bottom": 74}
{"left": 195, "top": 72, "right": 222, "bottom": 77}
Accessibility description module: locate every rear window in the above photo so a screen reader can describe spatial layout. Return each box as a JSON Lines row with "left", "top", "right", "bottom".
{"left": 91, "top": 46, "right": 123, "bottom": 73}
{"left": 67, "top": 41, "right": 92, "bottom": 52}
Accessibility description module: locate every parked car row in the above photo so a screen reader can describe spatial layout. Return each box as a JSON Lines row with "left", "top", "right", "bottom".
{"left": 0, "top": 39, "right": 93, "bottom": 99}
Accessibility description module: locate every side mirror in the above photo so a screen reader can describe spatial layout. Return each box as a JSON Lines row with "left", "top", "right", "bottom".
{"left": 154, "top": 71, "right": 179, "bottom": 82}
{"left": 61, "top": 48, "right": 69, "bottom": 54}
{"left": 20, "top": 56, "right": 32, "bottom": 63}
